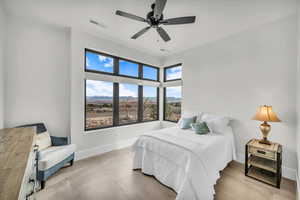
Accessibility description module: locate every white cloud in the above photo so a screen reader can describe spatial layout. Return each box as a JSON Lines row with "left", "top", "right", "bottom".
{"left": 86, "top": 80, "right": 113, "bottom": 97}
{"left": 86, "top": 81, "right": 138, "bottom": 98}
{"left": 166, "top": 66, "right": 182, "bottom": 80}
{"left": 119, "top": 84, "right": 137, "bottom": 97}
{"left": 98, "top": 55, "right": 107, "bottom": 62}
{"left": 104, "top": 60, "right": 113, "bottom": 67}
{"left": 86, "top": 57, "right": 91, "bottom": 67}
{"left": 167, "top": 86, "right": 182, "bottom": 98}
{"left": 98, "top": 55, "right": 113, "bottom": 68}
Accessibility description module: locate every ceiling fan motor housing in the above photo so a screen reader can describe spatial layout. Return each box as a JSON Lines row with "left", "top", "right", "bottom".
{"left": 147, "top": 9, "right": 163, "bottom": 27}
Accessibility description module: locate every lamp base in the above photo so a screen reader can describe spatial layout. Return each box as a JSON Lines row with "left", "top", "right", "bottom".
{"left": 259, "top": 121, "right": 271, "bottom": 145}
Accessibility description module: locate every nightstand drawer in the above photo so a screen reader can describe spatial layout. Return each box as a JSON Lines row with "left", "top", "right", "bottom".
{"left": 249, "top": 146, "right": 276, "bottom": 160}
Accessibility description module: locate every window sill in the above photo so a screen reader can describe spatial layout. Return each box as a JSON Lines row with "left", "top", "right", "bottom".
{"left": 84, "top": 120, "right": 160, "bottom": 135}
{"left": 163, "top": 120, "right": 178, "bottom": 123}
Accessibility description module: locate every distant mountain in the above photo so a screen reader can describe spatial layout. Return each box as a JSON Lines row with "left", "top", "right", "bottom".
{"left": 87, "top": 96, "right": 113, "bottom": 102}
{"left": 166, "top": 97, "right": 181, "bottom": 102}
{"left": 87, "top": 96, "right": 181, "bottom": 103}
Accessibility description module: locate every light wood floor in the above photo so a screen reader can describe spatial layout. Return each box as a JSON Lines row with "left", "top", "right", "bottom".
{"left": 36, "top": 148, "right": 296, "bottom": 200}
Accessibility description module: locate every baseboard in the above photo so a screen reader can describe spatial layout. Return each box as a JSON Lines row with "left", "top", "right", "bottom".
{"left": 235, "top": 153, "right": 296, "bottom": 181}
{"left": 75, "top": 137, "right": 138, "bottom": 161}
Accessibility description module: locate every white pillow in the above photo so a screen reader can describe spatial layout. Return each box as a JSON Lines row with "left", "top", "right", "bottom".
{"left": 201, "top": 113, "right": 230, "bottom": 134}
{"left": 36, "top": 131, "right": 52, "bottom": 151}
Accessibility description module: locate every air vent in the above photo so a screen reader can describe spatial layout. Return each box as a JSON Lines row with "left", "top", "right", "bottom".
{"left": 89, "top": 19, "right": 107, "bottom": 28}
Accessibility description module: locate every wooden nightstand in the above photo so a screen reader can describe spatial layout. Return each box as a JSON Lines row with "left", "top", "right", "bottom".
{"left": 245, "top": 139, "right": 282, "bottom": 188}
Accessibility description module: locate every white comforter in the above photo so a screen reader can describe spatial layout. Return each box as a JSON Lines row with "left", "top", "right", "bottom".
{"left": 132, "top": 126, "right": 236, "bottom": 200}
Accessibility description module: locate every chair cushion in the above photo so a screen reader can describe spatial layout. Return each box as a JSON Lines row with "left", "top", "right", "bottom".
{"left": 38, "top": 144, "right": 76, "bottom": 170}
{"left": 36, "top": 131, "right": 52, "bottom": 151}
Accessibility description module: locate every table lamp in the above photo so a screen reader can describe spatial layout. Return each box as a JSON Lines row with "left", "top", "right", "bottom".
{"left": 252, "top": 105, "right": 281, "bottom": 145}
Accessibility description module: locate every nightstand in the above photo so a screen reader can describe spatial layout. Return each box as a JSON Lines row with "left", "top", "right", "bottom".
{"left": 245, "top": 139, "right": 282, "bottom": 188}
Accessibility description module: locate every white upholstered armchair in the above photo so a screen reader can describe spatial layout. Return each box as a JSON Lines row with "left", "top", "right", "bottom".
{"left": 17, "top": 123, "right": 76, "bottom": 189}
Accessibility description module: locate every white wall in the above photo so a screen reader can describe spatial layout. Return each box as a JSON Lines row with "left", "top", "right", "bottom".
{"left": 70, "top": 30, "right": 163, "bottom": 155}
{"left": 164, "top": 14, "right": 297, "bottom": 179}
{"left": 297, "top": 0, "right": 300, "bottom": 196}
{"left": 0, "top": 2, "right": 6, "bottom": 129}
{"left": 4, "top": 16, "right": 70, "bottom": 137}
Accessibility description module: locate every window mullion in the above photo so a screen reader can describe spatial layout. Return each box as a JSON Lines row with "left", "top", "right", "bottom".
{"left": 114, "top": 57, "right": 119, "bottom": 75}
{"left": 138, "top": 85, "right": 143, "bottom": 122}
{"left": 139, "top": 63, "right": 143, "bottom": 79}
{"left": 163, "top": 87, "right": 166, "bottom": 121}
{"left": 113, "top": 83, "right": 119, "bottom": 126}
{"left": 157, "top": 87, "right": 159, "bottom": 120}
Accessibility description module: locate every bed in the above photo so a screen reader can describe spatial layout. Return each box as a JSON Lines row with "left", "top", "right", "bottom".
{"left": 132, "top": 123, "right": 236, "bottom": 200}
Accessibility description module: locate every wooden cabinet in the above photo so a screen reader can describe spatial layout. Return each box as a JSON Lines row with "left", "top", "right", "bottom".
{"left": 245, "top": 139, "right": 282, "bottom": 188}
{"left": 0, "top": 127, "right": 38, "bottom": 200}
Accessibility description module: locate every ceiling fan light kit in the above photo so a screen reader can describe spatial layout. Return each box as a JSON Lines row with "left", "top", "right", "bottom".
{"left": 116, "top": 0, "right": 196, "bottom": 42}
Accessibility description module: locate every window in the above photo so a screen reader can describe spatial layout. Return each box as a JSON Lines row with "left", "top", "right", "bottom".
{"left": 143, "top": 86, "right": 159, "bottom": 121}
{"left": 164, "top": 86, "right": 182, "bottom": 122}
{"left": 85, "top": 80, "right": 113, "bottom": 130}
{"left": 119, "top": 60, "right": 139, "bottom": 78}
{"left": 85, "top": 50, "right": 114, "bottom": 74}
{"left": 164, "top": 64, "right": 182, "bottom": 81}
{"left": 143, "top": 65, "right": 159, "bottom": 81}
{"left": 84, "top": 49, "right": 160, "bottom": 131}
{"left": 119, "top": 83, "right": 138, "bottom": 124}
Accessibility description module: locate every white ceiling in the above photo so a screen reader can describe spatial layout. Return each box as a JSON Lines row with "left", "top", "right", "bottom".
{"left": 3, "top": 0, "right": 297, "bottom": 57}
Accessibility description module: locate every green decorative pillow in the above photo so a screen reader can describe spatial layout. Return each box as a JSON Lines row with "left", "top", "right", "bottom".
{"left": 191, "top": 122, "right": 210, "bottom": 135}
{"left": 180, "top": 117, "right": 196, "bottom": 129}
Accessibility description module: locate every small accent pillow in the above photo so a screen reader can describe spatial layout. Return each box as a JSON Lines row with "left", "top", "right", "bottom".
{"left": 36, "top": 131, "right": 52, "bottom": 151}
{"left": 180, "top": 117, "right": 196, "bottom": 129}
{"left": 191, "top": 122, "right": 210, "bottom": 135}
{"left": 177, "top": 112, "right": 202, "bottom": 127}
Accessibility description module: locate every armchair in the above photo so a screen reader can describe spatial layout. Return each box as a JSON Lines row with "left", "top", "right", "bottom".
{"left": 17, "top": 123, "right": 76, "bottom": 189}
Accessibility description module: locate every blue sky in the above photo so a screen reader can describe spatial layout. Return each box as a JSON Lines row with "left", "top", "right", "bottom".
{"left": 143, "top": 66, "right": 158, "bottom": 80}
{"left": 86, "top": 51, "right": 168, "bottom": 98}
{"left": 86, "top": 51, "right": 158, "bottom": 80}
{"left": 119, "top": 60, "right": 138, "bottom": 77}
{"left": 143, "top": 86, "right": 157, "bottom": 97}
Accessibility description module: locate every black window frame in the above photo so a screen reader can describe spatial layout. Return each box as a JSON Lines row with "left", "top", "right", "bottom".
{"left": 84, "top": 48, "right": 160, "bottom": 131}
{"left": 163, "top": 86, "right": 182, "bottom": 123}
{"left": 85, "top": 48, "right": 160, "bottom": 82}
{"left": 163, "top": 63, "right": 182, "bottom": 82}
{"left": 85, "top": 80, "right": 160, "bottom": 131}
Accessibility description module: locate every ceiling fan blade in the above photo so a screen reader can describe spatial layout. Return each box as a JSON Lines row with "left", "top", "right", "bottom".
{"left": 154, "top": 0, "right": 167, "bottom": 20}
{"left": 131, "top": 26, "right": 151, "bottom": 39}
{"left": 160, "top": 16, "right": 196, "bottom": 25}
{"left": 156, "top": 27, "right": 170, "bottom": 42}
{"left": 116, "top": 10, "right": 147, "bottom": 22}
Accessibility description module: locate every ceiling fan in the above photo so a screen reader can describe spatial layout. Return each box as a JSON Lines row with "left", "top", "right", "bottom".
{"left": 115, "top": 0, "right": 196, "bottom": 42}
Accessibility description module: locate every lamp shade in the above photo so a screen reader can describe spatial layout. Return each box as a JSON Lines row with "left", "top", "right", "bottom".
{"left": 252, "top": 105, "right": 281, "bottom": 122}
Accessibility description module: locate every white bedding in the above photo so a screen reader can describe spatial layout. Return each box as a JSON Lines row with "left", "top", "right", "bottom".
{"left": 132, "top": 126, "right": 236, "bottom": 200}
